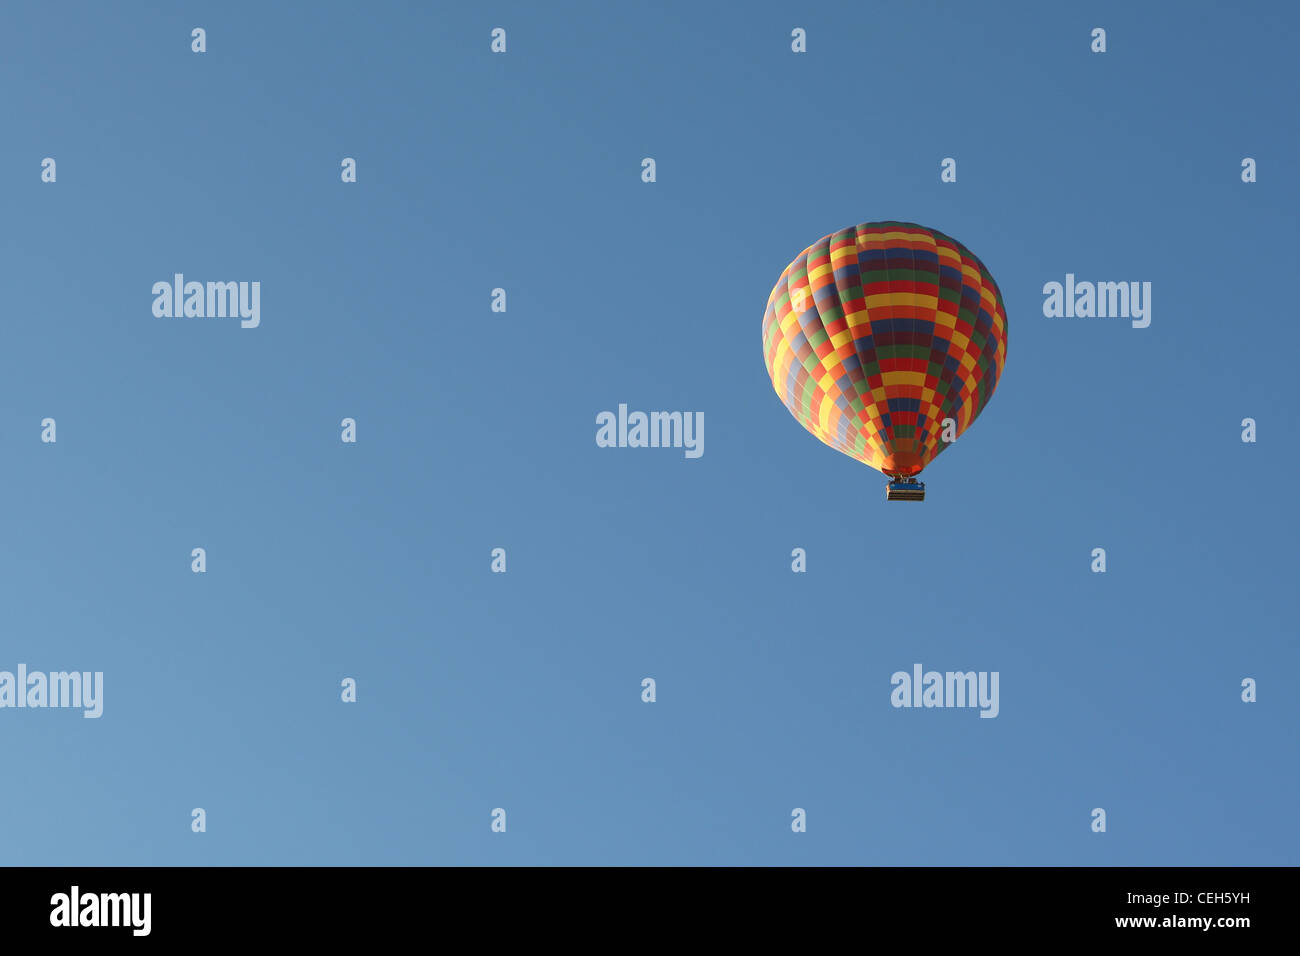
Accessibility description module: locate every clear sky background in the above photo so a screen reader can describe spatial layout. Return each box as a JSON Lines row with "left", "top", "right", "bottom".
{"left": 1, "top": 1, "right": 1295, "bottom": 865}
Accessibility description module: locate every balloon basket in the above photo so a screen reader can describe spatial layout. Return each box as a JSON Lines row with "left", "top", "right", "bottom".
{"left": 886, "top": 479, "right": 926, "bottom": 502}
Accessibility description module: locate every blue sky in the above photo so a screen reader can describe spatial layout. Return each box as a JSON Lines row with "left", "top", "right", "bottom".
{"left": 0, "top": 0, "right": 1295, "bottom": 865}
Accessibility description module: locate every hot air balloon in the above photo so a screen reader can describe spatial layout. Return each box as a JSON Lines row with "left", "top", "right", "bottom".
{"left": 761, "top": 221, "right": 1007, "bottom": 501}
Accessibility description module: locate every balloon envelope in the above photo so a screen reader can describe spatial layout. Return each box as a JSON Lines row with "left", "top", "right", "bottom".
{"left": 762, "top": 221, "right": 1007, "bottom": 477}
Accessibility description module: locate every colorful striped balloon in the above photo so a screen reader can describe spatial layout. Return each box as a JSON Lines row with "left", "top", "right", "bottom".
{"left": 761, "top": 221, "right": 1008, "bottom": 478}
